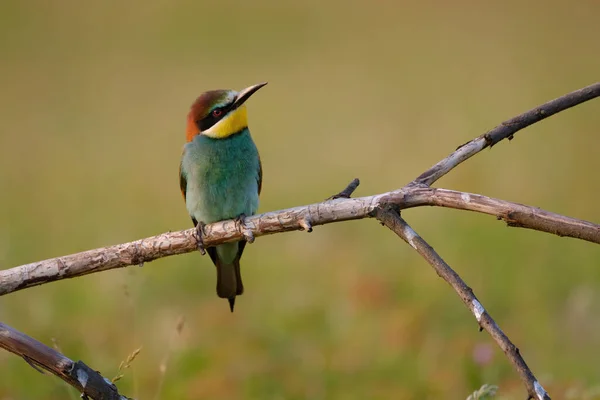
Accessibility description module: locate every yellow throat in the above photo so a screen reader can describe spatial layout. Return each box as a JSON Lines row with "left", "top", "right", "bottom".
{"left": 202, "top": 105, "right": 248, "bottom": 139}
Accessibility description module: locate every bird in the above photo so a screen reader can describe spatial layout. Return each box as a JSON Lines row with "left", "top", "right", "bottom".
{"left": 179, "top": 82, "right": 266, "bottom": 312}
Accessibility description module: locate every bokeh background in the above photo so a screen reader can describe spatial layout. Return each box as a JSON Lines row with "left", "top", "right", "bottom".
{"left": 1, "top": 1, "right": 599, "bottom": 399}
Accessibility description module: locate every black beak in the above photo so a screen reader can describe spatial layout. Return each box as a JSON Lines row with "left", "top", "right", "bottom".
{"left": 233, "top": 82, "right": 268, "bottom": 109}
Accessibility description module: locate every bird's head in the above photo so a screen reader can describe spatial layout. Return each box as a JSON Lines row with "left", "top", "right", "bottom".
{"left": 186, "top": 82, "right": 267, "bottom": 142}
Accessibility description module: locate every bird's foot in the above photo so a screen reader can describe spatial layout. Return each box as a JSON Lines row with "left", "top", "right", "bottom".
{"left": 235, "top": 214, "right": 255, "bottom": 243}
{"left": 194, "top": 221, "right": 207, "bottom": 255}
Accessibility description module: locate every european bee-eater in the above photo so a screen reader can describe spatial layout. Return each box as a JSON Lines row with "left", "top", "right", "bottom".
{"left": 179, "top": 82, "right": 266, "bottom": 312}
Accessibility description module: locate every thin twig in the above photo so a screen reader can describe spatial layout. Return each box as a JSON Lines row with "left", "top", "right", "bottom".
{"left": 0, "top": 322, "right": 129, "bottom": 399}
{"left": 374, "top": 207, "right": 550, "bottom": 400}
{"left": 412, "top": 82, "right": 600, "bottom": 186}
{"left": 327, "top": 178, "right": 360, "bottom": 199}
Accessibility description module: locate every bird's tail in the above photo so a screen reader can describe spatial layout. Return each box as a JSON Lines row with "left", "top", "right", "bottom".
{"left": 211, "top": 243, "right": 244, "bottom": 312}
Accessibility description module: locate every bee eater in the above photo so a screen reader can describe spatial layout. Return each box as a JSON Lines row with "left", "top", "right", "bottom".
{"left": 179, "top": 82, "right": 266, "bottom": 312}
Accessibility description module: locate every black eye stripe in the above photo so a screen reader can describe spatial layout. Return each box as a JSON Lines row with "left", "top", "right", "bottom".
{"left": 196, "top": 100, "right": 236, "bottom": 131}
{"left": 197, "top": 112, "right": 219, "bottom": 131}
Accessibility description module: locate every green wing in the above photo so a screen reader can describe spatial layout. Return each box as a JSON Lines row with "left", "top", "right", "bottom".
{"left": 179, "top": 162, "right": 187, "bottom": 201}
{"left": 257, "top": 155, "right": 263, "bottom": 195}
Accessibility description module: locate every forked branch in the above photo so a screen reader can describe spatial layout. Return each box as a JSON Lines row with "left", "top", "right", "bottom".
{"left": 1, "top": 82, "right": 599, "bottom": 399}
{"left": 1, "top": 186, "right": 597, "bottom": 297}
{"left": 375, "top": 207, "right": 549, "bottom": 400}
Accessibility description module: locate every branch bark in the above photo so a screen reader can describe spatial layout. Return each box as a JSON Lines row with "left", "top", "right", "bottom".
{"left": 374, "top": 208, "right": 549, "bottom": 400}
{"left": 0, "top": 322, "right": 128, "bottom": 400}
{"left": 399, "top": 187, "right": 600, "bottom": 243}
{"left": 1, "top": 82, "right": 599, "bottom": 399}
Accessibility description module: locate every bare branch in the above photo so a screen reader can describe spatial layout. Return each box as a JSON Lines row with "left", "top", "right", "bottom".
{"left": 0, "top": 196, "right": 376, "bottom": 296}
{"left": 412, "top": 82, "right": 600, "bottom": 186}
{"left": 374, "top": 207, "right": 550, "bottom": 400}
{"left": 397, "top": 188, "right": 600, "bottom": 244}
{"left": 1, "top": 186, "right": 598, "bottom": 296}
{"left": 0, "top": 322, "right": 129, "bottom": 399}
{"left": 1, "top": 83, "right": 599, "bottom": 399}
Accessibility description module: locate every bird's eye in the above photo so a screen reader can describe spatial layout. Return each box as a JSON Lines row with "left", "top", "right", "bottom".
{"left": 212, "top": 108, "right": 223, "bottom": 117}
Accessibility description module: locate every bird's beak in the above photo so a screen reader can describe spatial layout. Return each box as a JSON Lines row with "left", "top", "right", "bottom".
{"left": 233, "top": 82, "right": 268, "bottom": 108}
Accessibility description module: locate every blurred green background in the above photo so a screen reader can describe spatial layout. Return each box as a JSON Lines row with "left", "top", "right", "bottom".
{"left": 1, "top": 1, "right": 599, "bottom": 399}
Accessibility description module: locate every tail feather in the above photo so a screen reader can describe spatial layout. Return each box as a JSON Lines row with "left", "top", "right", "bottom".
{"left": 215, "top": 259, "right": 238, "bottom": 299}
{"left": 216, "top": 260, "right": 243, "bottom": 312}
{"left": 208, "top": 243, "right": 246, "bottom": 312}
{"left": 234, "top": 260, "right": 244, "bottom": 295}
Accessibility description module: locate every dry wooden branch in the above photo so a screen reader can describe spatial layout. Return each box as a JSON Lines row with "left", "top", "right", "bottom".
{"left": 400, "top": 188, "right": 600, "bottom": 243}
{"left": 2, "top": 186, "right": 598, "bottom": 296}
{"left": 1, "top": 82, "right": 599, "bottom": 399}
{"left": 0, "top": 322, "right": 129, "bottom": 399}
{"left": 412, "top": 82, "right": 600, "bottom": 186}
{"left": 374, "top": 208, "right": 549, "bottom": 400}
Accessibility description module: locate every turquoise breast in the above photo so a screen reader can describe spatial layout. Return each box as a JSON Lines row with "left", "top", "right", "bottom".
{"left": 182, "top": 128, "right": 260, "bottom": 224}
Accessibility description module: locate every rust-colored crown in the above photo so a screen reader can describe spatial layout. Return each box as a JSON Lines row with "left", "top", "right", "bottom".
{"left": 186, "top": 90, "right": 231, "bottom": 142}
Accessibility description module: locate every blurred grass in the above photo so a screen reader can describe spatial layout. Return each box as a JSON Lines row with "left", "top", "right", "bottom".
{"left": 0, "top": 0, "right": 599, "bottom": 399}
